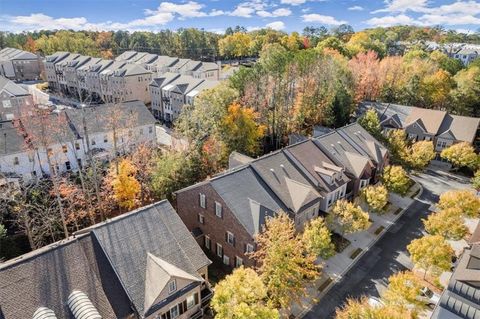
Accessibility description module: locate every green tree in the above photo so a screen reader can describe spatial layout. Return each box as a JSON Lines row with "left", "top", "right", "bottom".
{"left": 211, "top": 267, "right": 279, "bottom": 319}
{"left": 251, "top": 211, "right": 320, "bottom": 312}
{"left": 423, "top": 208, "right": 468, "bottom": 240}
{"left": 450, "top": 66, "right": 480, "bottom": 116}
{"left": 358, "top": 109, "right": 382, "bottom": 139}
{"left": 328, "top": 199, "right": 371, "bottom": 236}
{"left": 0, "top": 224, "right": 6, "bottom": 239}
{"left": 302, "top": 217, "right": 335, "bottom": 259}
{"left": 383, "top": 271, "right": 425, "bottom": 314}
{"left": 382, "top": 165, "right": 410, "bottom": 195}
{"left": 408, "top": 141, "right": 435, "bottom": 170}
{"left": 441, "top": 142, "right": 479, "bottom": 170}
{"left": 437, "top": 189, "right": 480, "bottom": 218}
{"left": 316, "top": 36, "right": 349, "bottom": 56}
{"left": 407, "top": 235, "right": 454, "bottom": 279}
{"left": 361, "top": 184, "right": 389, "bottom": 213}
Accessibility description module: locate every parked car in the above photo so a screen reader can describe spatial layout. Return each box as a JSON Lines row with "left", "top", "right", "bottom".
{"left": 418, "top": 287, "right": 441, "bottom": 306}
{"left": 368, "top": 296, "right": 384, "bottom": 308}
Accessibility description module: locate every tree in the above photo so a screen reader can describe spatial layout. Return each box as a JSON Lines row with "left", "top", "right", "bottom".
{"left": 408, "top": 141, "right": 435, "bottom": 170}
{"left": 0, "top": 224, "right": 6, "bottom": 239}
{"left": 441, "top": 142, "right": 479, "bottom": 170}
{"left": 220, "top": 102, "right": 266, "bottom": 156}
{"left": 386, "top": 130, "right": 409, "bottom": 166}
{"left": 219, "top": 33, "right": 253, "bottom": 58}
{"left": 335, "top": 297, "right": 413, "bottom": 319}
{"left": 211, "top": 267, "right": 279, "bottom": 319}
{"left": 358, "top": 109, "right": 382, "bottom": 139}
{"left": 383, "top": 271, "right": 425, "bottom": 314}
{"left": 316, "top": 37, "right": 349, "bottom": 56}
{"left": 251, "top": 211, "right": 320, "bottom": 312}
{"left": 437, "top": 189, "right": 480, "bottom": 218}
{"left": 407, "top": 235, "right": 454, "bottom": 279}
{"left": 423, "top": 208, "right": 468, "bottom": 240}
{"left": 382, "top": 165, "right": 410, "bottom": 195}
{"left": 450, "top": 66, "right": 480, "bottom": 116}
{"left": 328, "top": 199, "right": 371, "bottom": 236}
{"left": 110, "top": 158, "right": 141, "bottom": 210}
{"left": 472, "top": 170, "right": 480, "bottom": 191}
{"left": 348, "top": 51, "right": 381, "bottom": 102}
{"left": 361, "top": 184, "right": 388, "bottom": 213}
{"left": 302, "top": 217, "right": 335, "bottom": 259}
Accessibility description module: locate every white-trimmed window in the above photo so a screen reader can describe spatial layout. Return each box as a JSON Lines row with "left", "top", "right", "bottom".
{"left": 13, "top": 157, "right": 19, "bottom": 165}
{"left": 226, "top": 231, "right": 235, "bottom": 245}
{"left": 215, "top": 201, "right": 222, "bottom": 218}
{"left": 186, "top": 294, "right": 195, "bottom": 309}
{"left": 168, "top": 279, "right": 177, "bottom": 294}
{"left": 245, "top": 243, "right": 254, "bottom": 254}
{"left": 235, "top": 256, "right": 243, "bottom": 267}
{"left": 198, "top": 213, "right": 204, "bottom": 224}
{"left": 216, "top": 243, "right": 223, "bottom": 257}
{"left": 199, "top": 193, "right": 206, "bottom": 208}
{"left": 205, "top": 236, "right": 211, "bottom": 250}
{"left": 170, "top": 304, "right": 179, "bottom": 318}
{"left": 223, "top": 255, "right": 230, "bottom": 266}
{"left": 5, "top": 113, "right": 13, "bottom": 120}
{"left": 2, "top": 100, "right": 12, "bottom": 108}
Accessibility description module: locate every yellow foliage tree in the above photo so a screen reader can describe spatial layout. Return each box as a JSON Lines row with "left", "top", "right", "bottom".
{"left": 408, "top": 140, "right": 435, "bottom": 170}
{"left": 111, "top": 159, "right": 141, "bottom": 210}
{"left": 437, "top": 189, "right": 480, "bottom": 218}
{"left": 423, "top": 208, "right": 468, "bottom": 240}
{"left": 361, "top": 184, "right": 388, "bottom": 213}
{"left": 441, "top": 142, "right": 479, "bottom": 170}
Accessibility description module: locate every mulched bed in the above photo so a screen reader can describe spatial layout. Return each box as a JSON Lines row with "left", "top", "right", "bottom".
{"left": 374, "top": 226, "right": 385, "bottom": 235}
{"left": 331, "top": 232, "right": 351, "bottom": 253}
{"left": 350, "top": 248, "right": 363, "bottom": 259}
{"left": 318, "top": 277, "right": 333, "bottom": 292}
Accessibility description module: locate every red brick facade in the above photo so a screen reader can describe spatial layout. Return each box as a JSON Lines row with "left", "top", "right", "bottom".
{"left": 175, "top": 183, "right": 257, "bottom": 268}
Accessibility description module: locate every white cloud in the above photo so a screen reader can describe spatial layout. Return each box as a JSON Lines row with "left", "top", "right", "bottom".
{"left": 256, "top": 8, "right": 292, "bottom": 17}
{"left": 365, "top": 14, "right": 418, "bottom": 27}
{"left": 302, "top": 13, "right": 347, "bottom": 25}
{"left": 348, "top": 6, "right": 364, "bottom": 11}
{"left": 10, "top": 13, "right": 91, "bottom": 30}
{"left": 229, "top": 0, "right": 268, "bottom": 17}
{"left": 281, "top": 0, "right": 306, "bottom": 5}
{"left": 209, "top": 9, "right": 225, "bottom": 17}
{"left": 419, "top": 13, "right": 480, "bottom": 25}
{"left": 266, "top": 21, "right": 286, "bottom": 30}
{"left": 372, "top": 0, "right": 429, "bottom": 13}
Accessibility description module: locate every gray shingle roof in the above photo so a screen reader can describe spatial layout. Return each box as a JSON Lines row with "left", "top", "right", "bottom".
{"left": 149, "top": 72, "right": 181, "bottom": 88}
{"left": 0, "top": 76, "right": 29, "bottom": 97}
{"left": 0, "top": 47, "right": 37, "bottom": 61}
{"left": 438, "top": 114, "right": 480, "bottom": 144}
{"left": 211, "top": 166, "right": 285, "bottom": 236}
{"left": 358, "top": 102, "right": 412, "bottom": 128}
{"left": 0, "top": 121, "right": 27, "bottom": 156}
{"left": 164, "top": 75, "right": 204, "bottom": 94}
{"left": 88, "top": 200, "right": 211, "bottom": 316}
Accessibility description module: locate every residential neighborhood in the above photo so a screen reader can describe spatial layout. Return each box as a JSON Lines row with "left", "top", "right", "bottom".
{"left": 1, "top": 3, "right": 480, "bottom": 319}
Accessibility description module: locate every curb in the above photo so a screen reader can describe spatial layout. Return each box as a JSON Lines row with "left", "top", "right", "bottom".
{"left": 296, "top": 180, "right": 423, "bottom": 318}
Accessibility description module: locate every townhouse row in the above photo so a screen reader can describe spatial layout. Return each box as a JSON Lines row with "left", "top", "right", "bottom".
{"left": 0, "top": 100, "right": 156, "bottom": 181}
{"left": 0, "top": 47, "right": 42, "bottom": 81}
{"left": 0, "top": 75, "right": 34, "bottom": 121}
{"left": 175, "top": 122, "right": 389, "bottom": 269}
{"left": 44, "top": 50, "right": 220, "bottom": 122}
{"left": 358, "top": 103, "right": 480, "bottom": 158}
{"left": 0, "top": 200, "right": 213, "bottom": 319}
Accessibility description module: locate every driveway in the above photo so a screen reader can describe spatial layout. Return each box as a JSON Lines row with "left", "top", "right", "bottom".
{"left": 303, "top": 169, "right": 472, "bottom": 319}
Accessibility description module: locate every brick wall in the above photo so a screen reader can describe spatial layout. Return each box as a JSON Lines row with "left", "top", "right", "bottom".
{"left": 176, "top": 182, "right": 257, "bottom": 268}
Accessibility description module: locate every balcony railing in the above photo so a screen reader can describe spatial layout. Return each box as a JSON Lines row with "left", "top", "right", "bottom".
{"left": 190, "top": 309, "right": 203, "bottom": 319}
{"left": 201, "top": 287, "right": 213, "bottom": 308}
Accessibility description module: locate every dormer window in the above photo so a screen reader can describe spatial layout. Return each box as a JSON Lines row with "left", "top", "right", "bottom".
{"left": 168, "top": 279, "right": 177, "bottom": 294}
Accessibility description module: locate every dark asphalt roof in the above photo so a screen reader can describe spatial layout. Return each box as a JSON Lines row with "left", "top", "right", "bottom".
{"left": 211, "top": 166, "right": 286, "bottom": 236}
{"left": 0, "top": 234, "right": 131, "bottom": 319}
{"left": 0, "top": 121, "right": 26, "bottom": 156}
{"left": 89, "top": 200, "right": 211, "bottom": 316}
{"left": 0, "top": 76, "right": 29, "bottom": 96}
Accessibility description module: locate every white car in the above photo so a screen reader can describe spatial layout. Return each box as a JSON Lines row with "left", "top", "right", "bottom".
{"left": 368, "top": 296, "right": 384, "bottom": 308}
{"left": 418, "top": 287, "right": 441, "bottom": 306}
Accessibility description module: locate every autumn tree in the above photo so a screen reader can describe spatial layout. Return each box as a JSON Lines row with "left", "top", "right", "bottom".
{"left": 221, "top": 103, "right": 266, "bottom": 156}
{"left": 219, "top": 32, "right": 253, "bottom": 58}
{"left": 358, "top": 109, "right": 382, "bottom": 139}
{"left": 423, "top": 208, "right": 468, "bottom": 240}
{"left": 472, "top": 170, "right": 480, "bottom": 191}
{"left": 316, "top": 37, "right": 349, "bottom": 56}
{"left": 441, "top": 142, "right": 479, "bottom": 170}
{"left": 361, "top": 184, "right": 388, "bottom": 213}
{"left": 327, "top": 199, "right": 370, "bottom": 237}
{"left": 382, "top": 165, "right": 410, "bottom": 195}
{"left": 335, "top": 297, "right": 413, "bottom": 319}
{"left": 251, "top": 211, "right": 320, "bottom": 312}
{"left": 109, "top": 158, "right": 141, "bottom": 210}
{"left": 407, "top": 235, "right": 454, "bottom": 279}
{"left": 129, "top": 144, "right": 156, "bottom": 205}
{"left": 386, "top": 130, "right": 409, "bottom": 165}
{"left": 437, "top": 189, "right": 480, "bottom": 218}
{"left": 408, "top": 141, "right": 435, "bottom": 170}
{"left": 383, "top": 271, "right": 425, "bottom": 315}
{"left": 302, "top": 217, "right": 335, "bottom": 259}
{"left": 348, "top": 51, "right": 381, "bottom": 102}
{"left": 211, "top": 267, "right": 279, "bottom": 319}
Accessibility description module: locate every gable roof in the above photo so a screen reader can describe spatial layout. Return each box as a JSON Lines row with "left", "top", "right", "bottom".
{"left": 438, "top": 114, "right": 480, "bottom": 144}
{"left": 405, "top": 107, "right": 447, "bottom": 135}
{"left": 185, "top": 80, "right": 219, "bottom": 98}
{"left": 0, "top": 120, "right": 27, "bottom": 156}
{"left": 88, "top": 200, "right": 211, "bottom": 316}
{"left": 210, "top": 166, "right": 285, "bottom": 236}
{"left": 0, "top": 47, "right": 37, "bottom": 61}
{"left": 163, "top": 75, "right": 204, "bottom": 94}
{"left": 0, "top": 76, "right": 29, "bottom": 97}
{"left": 149, "top": 72, "right": 181, "bottom": 89}
{"left": 358, "top": 102, "right": 412, "bottom": 128}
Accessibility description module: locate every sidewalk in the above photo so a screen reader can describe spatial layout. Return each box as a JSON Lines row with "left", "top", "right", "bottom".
{"left": 291, "top": 182, "right": 422, "bottom": 318}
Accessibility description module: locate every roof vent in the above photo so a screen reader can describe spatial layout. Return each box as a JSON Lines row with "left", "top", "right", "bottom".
{"left": 67, "top": 290, "right": 102, "bottom": 319}
{"left": 33, "top": 307, "right": 58, "bottom": 319}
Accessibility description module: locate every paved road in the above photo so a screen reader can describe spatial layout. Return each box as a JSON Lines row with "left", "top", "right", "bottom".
{"left": 303, "top": 169, "right": 471, "bottom": 319}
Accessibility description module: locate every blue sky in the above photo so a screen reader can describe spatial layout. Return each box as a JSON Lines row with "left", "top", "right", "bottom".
{"left": 1, "top": 0, "right": 479, "bottom": 34}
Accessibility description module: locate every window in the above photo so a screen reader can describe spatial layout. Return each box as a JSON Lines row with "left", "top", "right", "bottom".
{"left": 65, "top": 161, "right": 71, "bottom": 171}
{"left": 235, "top": 256, "right": 243, "bottom": 267}
{"left": 75, "top": 142, "right": 80, "bottom": 150}
{"left": 245, "top": 244, "right": 254, "bottom": 254}
{"left": 13, "top": 157, "right": 19, "bottom": 165}
{"left": 103, "top": 135, "right": 108, "bottom": 143}
{"left": 199, "top": 193, "right": 206, "bottom": 208}
{"left": 215, "top": 201, "right": 222, "bottom": 218}
{"left": 5, "top": 113, "right": 13, "bottom": 120}
{"left": 205, "top": 236, "right": 211, "bottom": 250}
{"left": 62, "top": 145, "right": 68, "bottom": 153}
{"left": 437, "top": 140, "right": 447, "bottom": 149}
{"left": 186, "top": 294, "right": 195, "bottom": 309}
{"left": 168, "top": 280, "right": 177, "bottom": 294}
{"left": 223, "top": 255, "right": 230, "bottom": 266}
{"left": 216, "top": 243, "right": 223, "bottom": 258}
{"left": 226, "top": 231, "right": 235, "bottom": 245}
{"left": 149, "top": 126, "right": 153, "bottom": 134}
{"left": 170, "top": 305, "right": 179, "bottom": 318}
{"left": 2, "top": 100, "right": 12, "bottom": 108}
{"left": 198, "top": 213, "right": 204, "bottom": 224}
